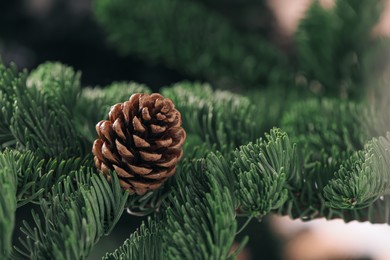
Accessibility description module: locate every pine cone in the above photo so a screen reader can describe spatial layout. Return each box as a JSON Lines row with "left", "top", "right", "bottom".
{"left": 92, "top": 93, "right": 186, "bottom": 195}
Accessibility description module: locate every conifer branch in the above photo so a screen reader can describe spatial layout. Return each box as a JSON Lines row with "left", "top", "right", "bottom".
{"left": 103, "top": 218, "right": 162, "bottom": 260}
{"left": 93, "top": 0, "right": 289, "bottom": 89}
{"left": 162, "top": 82, "right": 262, "bottom": 155}
{"left": 14, "top": 170, "right": 129, "bottom": 260}
{"left": 1, "top": 57, "right": 390, "bottom": 259}
{"left": 296, "top": 0, "right": 385, "bottom": 97}
{"left": 0, "top": 149, "right": 90, "bottom": 207}
{"left": 324, "top": 133, "right": 390, "bottom": 209}
{"left": 0, "top": 167, "right": 17, "bottom": 259}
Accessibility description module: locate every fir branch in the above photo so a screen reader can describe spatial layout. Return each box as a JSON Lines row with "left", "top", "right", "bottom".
{"left": 10, "top": 85, "right": 86, "bottom": 159}
{"left": 234, "top": 128, "right": 298, "bottom": 217}
{"left": 276, "top": 98, "right": 383, "bottom": 220}
{"left": 162, "top": 82, "right": 261, "bottom": 155}
{"left": 0, "top": 91, "right": 14, "bottom": 147}
{"left": 0, "top": 149, "right": 90, "bottom": 207}
{"left": 103, "top": 219, "right": 162, "bottom": 260}
{"left": 14, "top": 170, "right": 129, "bottom": 260}
{"left": 0, "top": 61, "right": 87, "bottom": 158}
{"left": 275, "top": 105, "right": 390, "bottom": 223}
{"left": 281, "top": 98, "right": 371, "bottom": 178}
{"left": 162, "top": 158, "right": 241, "bottom": 259}
{"left": 244, "top": 87, "right": 314, "bottom": 134}
{"left": 0, "top": 167, "right": 17, "bottom": 259}
{"left": 27, "top": 62, "right": 81, "bottom": 113}
{"left": 296, "top": 0, "right": 385, "bottom": 98}
{"left": 0, "top": 61, "right": 26, "bottom": 149}
{"left": 324, "top": 133, "right": 390, "bottom": 209}
{"left": 93, "top": 0, "right": 289, "bottom": 89}
{"left": 101, "top": 155, "right": 243, "bottom": 260}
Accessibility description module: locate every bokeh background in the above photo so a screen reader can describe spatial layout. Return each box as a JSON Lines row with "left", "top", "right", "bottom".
{"left": 2, "top": 1, "right": 390, "bottom": 259}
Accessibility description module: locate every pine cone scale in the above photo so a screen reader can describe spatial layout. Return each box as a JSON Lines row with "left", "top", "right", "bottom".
{"left": 98, "top": 121, "right": 114, "bottom": 143}
{"left": 115, "top": 139, "right": 134, "bottom": 159}
{"left": 155, "top": 155, "right": 177, "bottom": 168}
{"left": 109, "top": 103, "right": 123, "bottom": 122}
{"left": 155, "top": 138, "right": 173, "bottom": 148}
{"left": 139, "top": 151, "right": 162, "bottom": 161}
{"left": 142, "top": 168, "right": 175, "bottom": 180}
{"left": 92, "top": 139, "right": 104, "bottom": 161}
{"left": 101, "top": 163, "right": 110, "bottom": 174}
{"left": 133, "top": 135, "right": 150, "bottom": 148}
{"left": 128, "top": 164, "right": 152, "bottom": 175}
{"left": 101, "top": 142, "right": 120, "bottom": 164}
{"left": 113, "top": 165, "right": 134, "bottom": 178}
{"left": 133, "top": 117, "right": 146, "bottom": 132}
{"left": 112, "top": 118, "right": 126, "bottom": 139}
{"left": 141, "top": 107, "right": 152, "bottom": 120}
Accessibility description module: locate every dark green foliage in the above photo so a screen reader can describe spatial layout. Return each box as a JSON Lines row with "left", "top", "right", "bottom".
{"left": 234, "top": 128, "right": 298, "bottom": 217}
{"left": 106, "top": 153, "right": 245, "bottom": 260}
{"left": 366, "top": 93, "right": 390, "bottom": 139}
{"left": 244, "top": 87, "right": 314, "bottom": 134}
{"left": 162, "top": 82, "right": 261, "bottom": 154}
{"left": 277, "top": 98, "right": 371, "bottom": 218}
{"left": 107, "top": 129, "right": 296, "bottom": 259}
{"left": 27, "top": 62, "right": 81, "bottom": 112}
{"left": 0, "top": 61, "right": 87, "bottom": 158}
{"left": 10, "top": 85, "right": 86, "bottom": 158}
{"left": 324, "top": 133, "right": 390, "bottom": 209}
{"left": 281, "top": 98, "right": 371, "bottom": 173}
{"left": 0, "top": 62, "right": 25, "bottom": 149}
{"left": 279, "top": 98, "right": 390, "bottom": 215}
{"left": 1, "top": 17, "right": 390, "bottom": 257}
{"left": 162, "top": 158, "right": 242, "bottom": 260}
{"left": 14, "top": 170, "right": 129, "bottom": 260}
{"left": 199, "top": 0, "right": 276, "bottom": 35}
{"left": 0, "top": 149, "right": 90, "bottom": 207}
{"left": 275, "top": 98, "right": 390, "bottom": 221}
{"left": 296, "top": 0, "right": 385, "bottom": 98}
{"left": 93, "top": 0, "right": 289, "bottom": 89}
{"left": 0, "top": 167, "right": 17, "bottom": 259}
{"left": 103, "top": 219, "right": 162, "bottom": 260}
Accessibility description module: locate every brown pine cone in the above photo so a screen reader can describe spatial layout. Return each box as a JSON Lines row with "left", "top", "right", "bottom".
{"left": 92, "top": 93, "right": 186, "bottom": 195}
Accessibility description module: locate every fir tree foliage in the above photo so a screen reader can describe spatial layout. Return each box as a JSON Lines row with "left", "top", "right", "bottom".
{"left": 1, "top": 55, "right": 390, "bottom": 259}
{"left": 93, "top": 0, "right": 289, "bottom": 88}
{"left": 93, "top": 0, "right": 390, "bottom": 98}
{"left": 0, "top": 167, "right": 17, "bottom": 259}
{"left": 0, "top": 62, "right": 24, "bottom": 148}
{"left": 14, "top": 170, "right": 129, "bottom": 260}
{"left": 9, "top": 85, "right": 85, "bottom": 159}
{"left": 0, "top": 61, "right": 87, "bottom": 159}
{"left": 234, "top": 128, "right": 299, "bottom": 218}
{"left": 281, "top": 98, "right": 371, "bottom": 177}
{"left": 0, "top": 149, "right": 88, "bottom": 207}
{"left": 324, "top": 133, "right": 390, "bottom": 209}
{"left": 103, "top": 219, "right": 162, "bottom": 260}
{"left": 296, "top": 0, "right": 385, "bottom": 97}
{"left": 162, "top": 82, "right": 261, "bottom": 154}
{"left": 276, "top": 97, "right": 390, "bottom": 220}
{"left": 162, "top": 158, "right": 241, "bottom": 260}
{"left": 27, "top": 62, "right": 81, "bottom": 112}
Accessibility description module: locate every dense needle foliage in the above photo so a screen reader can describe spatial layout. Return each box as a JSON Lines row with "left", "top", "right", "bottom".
{"left": 1, "top": 0, "right": 390, "bottom": 259}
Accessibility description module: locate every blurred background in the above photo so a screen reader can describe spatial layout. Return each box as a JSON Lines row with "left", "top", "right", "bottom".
{"left": 2, "top": 0, "right": 390, "bottom": 259}
{"left": 2, "top": 0, "right": 389, "bottom": 89}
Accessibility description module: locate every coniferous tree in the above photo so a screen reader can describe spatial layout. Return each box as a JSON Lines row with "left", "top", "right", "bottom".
{"left": 1, "top": 0, "right": 390, "bottom": 259}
